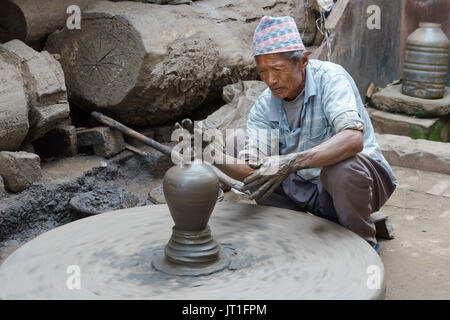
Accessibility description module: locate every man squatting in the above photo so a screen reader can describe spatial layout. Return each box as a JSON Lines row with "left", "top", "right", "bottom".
{"left": 214, "top": 16, "right": 398, "bottom": 252}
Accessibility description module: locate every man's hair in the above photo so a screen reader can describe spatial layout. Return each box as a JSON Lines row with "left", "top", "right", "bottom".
{"left": 282, "top": 50, "right": 304, "bottom": 64}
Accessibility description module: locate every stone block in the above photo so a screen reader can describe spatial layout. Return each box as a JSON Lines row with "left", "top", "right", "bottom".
{"left": 367, "top": 107, "right": 450, "bottom": 142}
{"left": 33, "top": 125, "right": 78, "bottom": 157}
{"left": 77, "top": 127, "right": 125, "bottom": 158}
{"left": 0, "top": 151, "right": 42, "bottom": 192}
{"left": 376, "top": 133, "right": 450, "bottom": 174}
{"left": 27, "top": 103, "right": 70, "bottom": 141}
{"left": 370, "top": 211, "right": 395, "bottom": 240}
{"left": 370, "top": 84, "right": 450, "bottom": 117}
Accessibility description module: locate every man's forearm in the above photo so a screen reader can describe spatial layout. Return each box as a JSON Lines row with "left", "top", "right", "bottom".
{"left": 214, "top": 129, "right": 362, "bottom": 182}
{"left": 214, "top": 163, "right": 255, "bottom": 182}
{"left": 298, "top": 129, "right": 364, "bottom": 169}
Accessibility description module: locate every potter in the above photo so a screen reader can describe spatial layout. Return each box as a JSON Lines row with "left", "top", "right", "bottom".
{"left": 213, "top": 16, "right": 398, "bottom": 252}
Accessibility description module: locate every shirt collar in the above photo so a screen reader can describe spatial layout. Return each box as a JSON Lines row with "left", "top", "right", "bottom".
{"left": 304, "top": 63, "right": 317, "bottom": 103}
{"left": 267, "top": 63, "right": 316, "bottom": 122}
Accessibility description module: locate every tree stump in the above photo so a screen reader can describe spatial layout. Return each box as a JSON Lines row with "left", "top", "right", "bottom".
{"left": 0, "top": 47, "right": 29, "bottom": 151}
{"left": 0, "top": 0, "right": 100, "bottom": 49}
{"left": 45, "top": 0, "right": 316, "bottom": 126}
{"left": 1, "top": 40, "right": 70, "bottom": 143}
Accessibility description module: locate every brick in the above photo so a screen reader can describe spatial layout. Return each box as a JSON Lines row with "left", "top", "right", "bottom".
{"left": 367, "top": 107, "right": 449, "bottom": 142}
{"left": 370, "top": 84, "right": 450, "bottom": 117}
{"left": 77, "top": 127, "right": 125, "bottom": 158}
{"left": 33, "top": 125, "right": 77, "bottom": 157}
{"left": 0, "top": 151, "right": 42, "bottom": 192}
{"left": 376, "top": 133, "right": 450, "bottom": 175}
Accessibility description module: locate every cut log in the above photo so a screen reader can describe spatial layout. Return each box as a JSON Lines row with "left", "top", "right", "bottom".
{"left": 0, "top": 47, "right": 29, "bottom": 151}
{"left": 1, "top": 40, "right": 70, "bottom": 142}
{"left": 0, "top": 0, "right": 100, "bottom": 49}
{"left": 45, "top": 0, "right": 316, "bottom": 126}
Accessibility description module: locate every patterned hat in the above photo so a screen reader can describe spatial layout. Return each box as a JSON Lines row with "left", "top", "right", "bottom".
{"left": 253, "top": 16, "right": 306, "bottom": 56}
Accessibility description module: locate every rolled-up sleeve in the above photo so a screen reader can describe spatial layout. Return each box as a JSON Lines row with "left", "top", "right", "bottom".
{"left": 332, "top": 110, "right": 365, "bottom": 133}
{"left": 322, "top": 74, "right": 365, "bottom": 133}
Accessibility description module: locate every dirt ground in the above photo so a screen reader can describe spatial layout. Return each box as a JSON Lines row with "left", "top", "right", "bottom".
{"left": 0, "top": 150, "right": 448, "bottom": 300}
{"left": 377, "top": 166, "right": 450, "bottom": 300}
{"left": 223, "top": 165, "right": 450, "bottom": 300}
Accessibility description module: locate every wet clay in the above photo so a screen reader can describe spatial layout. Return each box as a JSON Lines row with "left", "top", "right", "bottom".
{"left": 163, "top": 162, "right": 219, "bottom": 231}
{"left": 0, "top": 203, "right": 386, "bottom": 299}
{"left": 154, "top": 162, "right": 229, "bottom": 275}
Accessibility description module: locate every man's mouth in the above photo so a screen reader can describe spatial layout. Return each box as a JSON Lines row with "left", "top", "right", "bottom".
{"left": 271, "top": 87, "right": 284, "bottom": 93}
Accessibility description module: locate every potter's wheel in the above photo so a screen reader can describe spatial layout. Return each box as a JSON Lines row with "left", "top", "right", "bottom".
{"left": 0, "top": 202, "right": 385, "bottom": 299}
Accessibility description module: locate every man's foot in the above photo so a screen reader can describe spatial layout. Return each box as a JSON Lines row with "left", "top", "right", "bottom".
{"left": 373, "top": 243, "right": 381, "bottom": 254}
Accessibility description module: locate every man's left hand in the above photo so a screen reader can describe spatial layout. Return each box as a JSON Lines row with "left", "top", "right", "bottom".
{"left": 242, "top": 152, "right": 308, "bottom": 201}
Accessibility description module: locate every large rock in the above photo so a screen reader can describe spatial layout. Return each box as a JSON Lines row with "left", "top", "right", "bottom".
{"left": 370, "top": 84, "right": 450, "bottom": 118}
{"left": 0, "top": 47, "right": 29, "bottom": 151}
{"left": 0, "top": 151, "right": 42, "bottom": 192}
{"left": 199, "top": 80, "right": 268, "bottom": 131}
{"left": 376, "top": 133, "right": 450, "bottom": 175}
{"left": 1, "top": 40, "right": 70, "bottom": 142}
{"left": 45, "top": 0, "right": 315, "bottom": 126}
{"left": 367, "top": 107, "right": 450, "bottom": 142}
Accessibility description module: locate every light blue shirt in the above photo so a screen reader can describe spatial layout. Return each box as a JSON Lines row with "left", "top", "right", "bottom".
{"left": 245, "top": 59, "right": 398, "bottom": 186}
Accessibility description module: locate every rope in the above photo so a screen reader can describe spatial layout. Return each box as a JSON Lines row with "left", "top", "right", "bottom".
{"left": 315, "top": 11, "right": 334, "bottom": 61}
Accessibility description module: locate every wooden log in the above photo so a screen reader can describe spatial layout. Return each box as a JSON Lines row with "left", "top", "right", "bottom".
{"left": 0, "top": 0, "right": 100, "bottom": 49}
{"left": 0, "top": 47, "right": 29, "bottom": 151}
{"left": 1, "top": 40, "right": 70, "bottom": 142}
{"left": 44, "top": 0, "right": 316, "bottom": 126}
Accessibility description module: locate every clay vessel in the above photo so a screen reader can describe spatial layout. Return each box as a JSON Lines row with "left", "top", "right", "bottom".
{"left": 163, "top": 162, "right": 220, "bottom": 232}
{"left": 402, "top": 22, "right": 450, "bottom": 99}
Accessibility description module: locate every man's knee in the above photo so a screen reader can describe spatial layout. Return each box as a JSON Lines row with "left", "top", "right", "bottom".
{"left": 321, "top": 155, "right": 365, "bottom": 184}
{"left": 320, "top": 154, "right": 374, "bottom": 202}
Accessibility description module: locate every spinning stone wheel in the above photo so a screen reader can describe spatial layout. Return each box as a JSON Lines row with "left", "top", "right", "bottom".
{"left": 0, "top": 202, "right": 385, "bottom": 299}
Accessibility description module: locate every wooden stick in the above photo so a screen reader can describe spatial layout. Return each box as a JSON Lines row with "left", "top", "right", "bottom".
{"left": 124, "top": 143, "right": 148, "bottom": 157}
{"left": 90, "top": 111, "right": 247, "bottom": 192}
{"left": 90, "top": 111, "right": 181, "bottom": 162}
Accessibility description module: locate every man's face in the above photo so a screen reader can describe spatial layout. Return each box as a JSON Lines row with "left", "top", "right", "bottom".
{"left": 255, "top": 52, "right": 308, "bottom": 100}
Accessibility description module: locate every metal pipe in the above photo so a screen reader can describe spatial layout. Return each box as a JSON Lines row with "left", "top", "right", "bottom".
{"left": 90, "top": 111, "right": 247, "bottom": 192}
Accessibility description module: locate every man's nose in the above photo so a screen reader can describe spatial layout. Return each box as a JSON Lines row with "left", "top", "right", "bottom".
{"left": 267, "top": 72, "right": 278, "bottom": 86}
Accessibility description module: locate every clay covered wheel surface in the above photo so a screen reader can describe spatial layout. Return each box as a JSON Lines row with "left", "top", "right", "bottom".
{"left": 0, "top": 203, "right": 385, "bottom": 299}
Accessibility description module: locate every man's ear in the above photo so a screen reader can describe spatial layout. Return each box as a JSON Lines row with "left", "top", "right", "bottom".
{"left": 302, "top": 53, "right": 309, "bottom": 69}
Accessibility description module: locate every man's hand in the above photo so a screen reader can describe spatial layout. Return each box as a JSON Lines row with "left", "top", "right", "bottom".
{"left": 242, "top": 152, "right": 308, "bottom": 201}
{"left": 174, "top": 118, "right": 252, "bottom": 195}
